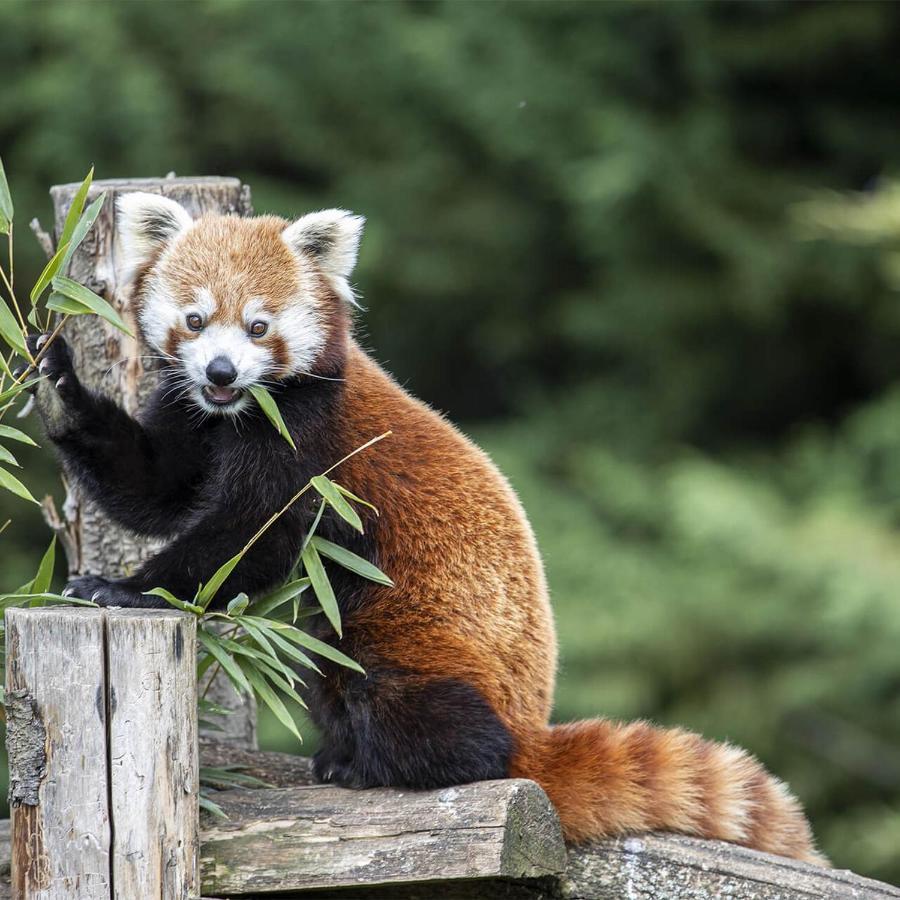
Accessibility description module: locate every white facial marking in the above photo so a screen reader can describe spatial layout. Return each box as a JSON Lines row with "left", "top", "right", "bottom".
{"left": 277, "top": 297, "right": 327, "bottom": 375}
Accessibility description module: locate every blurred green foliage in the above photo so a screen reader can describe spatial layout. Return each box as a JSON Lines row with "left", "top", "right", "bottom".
{"left": 2, "top": 0, "right": 900, "bottom": 883}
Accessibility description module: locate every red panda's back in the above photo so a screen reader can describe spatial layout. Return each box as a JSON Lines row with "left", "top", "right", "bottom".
{"left": 337, "top": 342, "right": 557, "bottom": 733}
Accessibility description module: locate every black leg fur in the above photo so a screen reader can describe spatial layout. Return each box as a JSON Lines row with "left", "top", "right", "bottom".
{"left": 309, "top": 666, "right": 513, "bottom": 790}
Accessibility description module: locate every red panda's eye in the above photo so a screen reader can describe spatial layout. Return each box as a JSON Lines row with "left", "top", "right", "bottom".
{"left": 186, "top": 313, "right": 204, "bottom": 332}
{"left": 249, "top": 320, "right": 268, "bottom": 337}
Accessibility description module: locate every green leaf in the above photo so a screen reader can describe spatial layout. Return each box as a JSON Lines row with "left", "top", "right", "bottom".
{"left": 0, "top": 424, "right": 38, "bottom": 447}
{"left": 239, "top": 658, "right": 302, "bottom": 741}
{"left": 0, "top": 592, "right": 94, "bottom": 608}
{"left": 0, "top": 466, "right": 37, "bottom": 504}
{"left": 198, "top": 628, "right": 252, "bottom": 695}
{"left": 199, "top": 794, "right": 228, "bottom": 819}
{"left": 0, "top": 445, "right": 18, "bottom": 468}
{"left": 60, "top": 192, "right": 105, "bottom": 272}
{"left": 333, "top": 481, "right": 379, "bottom": 515}
{"left": 227, "top": 593, "right": 249, "bottom": 616}
{"left": 302, "top": 499, "right": 327, "bottom": 552}
{"left": 0, "top": 379, "right": 39, "bottom": 407}
{"left": 50, "top": 275, "right": 132, "bottom": 337}
{"left": 246, "top": 578, "right": 310, "bottom": 618}
{"left": 301, "top": 541, "right": 341, "bottom": 637}
{"left": 195, "top": 551, "right": 243, "bottom": 609}
{"left": 268, "top": 621, "right": 365, "bottom": 674}
{"left": 46, "top": 292, "right": 92, "bottom": 316}
{"left": 31, "top": 537, "right": 55, "bottom": 594}
{"left": 0, "top": 299, "right": 26, "bottom": 356}
{"left": 58, "top": 167, "right": 94, "bottom": 251}
{"left": 311, "top": 536, "right": 394, "bottom": 587}
{"left": 30, "top": 242, "right": 70, "bottom": 305}
{"left": 311, "top": 476, "right": 363, "bottom": 533}
{"left": 241, "top": 615, "right": 322, "bottom": 674}
{"left": 143, "top": 587, "right": 204, "bottom": 615}
{"left": 0, "top": 157, "right": 13, "bottom": 234}
{"left": 247, "top": 384, "right": 296, "bottom": 451}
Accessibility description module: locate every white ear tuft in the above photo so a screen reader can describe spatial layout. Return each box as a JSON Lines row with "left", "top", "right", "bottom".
{"left": 282, "top": 209, "right": 365, "bottom": 283}
{"left": 116, "top": 192, "right": 193, "bottom": 278}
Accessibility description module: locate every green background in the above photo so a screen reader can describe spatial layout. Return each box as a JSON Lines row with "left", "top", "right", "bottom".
{"left": 3, "top": 0, "right": 900, "bottom": 883}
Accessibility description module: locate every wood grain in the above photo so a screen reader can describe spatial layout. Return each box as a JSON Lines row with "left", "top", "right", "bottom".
{"left": 5, "top": 608, "right": 111, "bottom": 900}
{"left": 106, "top": 609, "right": 198, "bottom": 900}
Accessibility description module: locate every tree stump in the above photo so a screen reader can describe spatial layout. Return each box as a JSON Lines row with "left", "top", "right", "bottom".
{"left": 40, "top": 176, "right": 257, "bottom": 749}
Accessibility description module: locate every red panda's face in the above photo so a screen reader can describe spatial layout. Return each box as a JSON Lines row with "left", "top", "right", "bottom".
{"left": 116, "top": 194, "right": 363, "bottom": 415}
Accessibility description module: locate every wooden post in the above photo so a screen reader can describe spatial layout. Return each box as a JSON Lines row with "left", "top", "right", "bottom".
{"left": 37, "top": 176, "right": 257, "bottom": 750}
{"left": 5, "top": 607, "right": 198, "bottom": 900}
{"left": 6, "top": 608, "right": 110, "bottom": 900}
{"left": 105, "top": 610, "right": 198, "bottom": 899}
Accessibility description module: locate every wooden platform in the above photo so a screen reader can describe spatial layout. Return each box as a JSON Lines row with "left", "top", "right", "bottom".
{"left": 0, "top": 744, "right": 897, "bottom": 899}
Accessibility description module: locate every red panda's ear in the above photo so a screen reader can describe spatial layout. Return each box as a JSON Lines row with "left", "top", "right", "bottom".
{"left": 282, "top": 209, "right": 365, "bottom": 283}
{"left": 116, "top": 192, "right": 193, "bottom": 279}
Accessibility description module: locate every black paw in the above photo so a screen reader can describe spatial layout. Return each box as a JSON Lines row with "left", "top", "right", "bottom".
{"left": 27, "top": 334, "right": 80, "bottom": 403}
{"left": 313, "top": 748, "right": 366, "bottom": 788}
{"left": 63, "top": 575, "right": 147, "bottom": 608}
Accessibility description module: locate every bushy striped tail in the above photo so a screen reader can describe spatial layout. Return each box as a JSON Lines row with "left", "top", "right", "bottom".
{"left": 511, "top": 719, "right": 827, "bottom": 865}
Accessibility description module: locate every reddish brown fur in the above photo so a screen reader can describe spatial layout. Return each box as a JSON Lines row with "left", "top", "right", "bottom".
{"left": 315, "top": 345, "right": 827, "bottom": 865}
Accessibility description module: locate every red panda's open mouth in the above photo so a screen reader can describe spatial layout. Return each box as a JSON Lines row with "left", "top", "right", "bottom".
{"left": 202, "top": 385, "right": 243, "bottom": 406}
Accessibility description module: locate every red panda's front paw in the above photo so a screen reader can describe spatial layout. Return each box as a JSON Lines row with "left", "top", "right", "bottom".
{"left": 27, "top": 334, "right": 81, "bottom": 403}
{"left": 63, "top": 575, "right": 146, "bottom": 608}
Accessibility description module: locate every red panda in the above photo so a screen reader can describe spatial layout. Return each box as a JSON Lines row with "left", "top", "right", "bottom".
{"left": 29, "top": 193, "right": 826, "bottom": 865}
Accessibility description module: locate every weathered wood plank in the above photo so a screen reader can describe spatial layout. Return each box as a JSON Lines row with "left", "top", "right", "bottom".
{"left": 560, "top": 833, "right": 900, "bottom": 900}
{"left": 105, "top": 610, "right": 199, "bottom": 900}
{"left": 5, "top": 608, "right": 111, "bottom": 899}
{"left": 199, "top": 779, "right": 567, "bottom": 895}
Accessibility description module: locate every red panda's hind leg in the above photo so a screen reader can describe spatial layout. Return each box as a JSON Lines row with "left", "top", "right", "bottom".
{"left": 309, "top": 667, "right": 513, "bottom": 790}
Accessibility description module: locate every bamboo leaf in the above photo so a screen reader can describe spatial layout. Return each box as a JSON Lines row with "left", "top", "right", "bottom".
{"left": 246, "top": 577, "right": 310, "bottom": 618}
{"left": 247, "top": 384, "right": 296, "bottom": 450}
{"left": 301, "top": 541, "right": 341, "bottom": 637}
{"left": 195, "top": 551, "right": 244, "bottom": 609}
{"left": 239, "top": 658, "right": 302, "bottom": 741}
{"left": 143, "top": 587, "right": 205, "bottom": 615}
{"left": 199, "top": 794, "right": 227, "bottom": 819}
{"left": 311, "top": 536, "right": 394, "bottom": 587}
{"left": 0, "top": 466, "right": 37, "bottom": 504}
{"left": 0, "top": 424, "right": 39, "bottom": 447}
{"left": 31, "top": 537, "right": 55, "bottom": 595}
{"left": 0, "top": 592, "right": 94, "bottom": 608}
{"left": 301, "top": 499, "right": 327, "bottom": 552}
{"left": 0, "top": 157, "right": 13, "bottom": 234}
{"left": 46, "top": 291, "right": 92, "bottom": 316}
{"left": 60, "top": 192, "right": 105, "bottom": 272}
{"left": 0, "top": 445, "right": 18, "bottom": 468}
{"left": 58, "top": 167, "right": 94, "bottom": 250}
{"left": 0, "top": 300, "right": 26, "bottom": 356}
{"left": 333, "top": 481, "right": 379, "bottom": 515}
{"left": 30, "top": 242, "right": 70, "bottom": 305}
{"left": 268, "top": 621, "right": 365, "bottom": 674}
{"left": 227, "top": 593, "right": 249, "bottom": 616}
{"left": 241, "top": 615, "right": 322, "bottom": 674}
{"left": 50, "top": 275, "right": 132, "bottom": 337}
{"left": 0, "top": 379, "right": 39, "bottom": 407}
{"left": 311, "top": 475, "right": 363, "bottom": 533}
{"left": 198, "top": 628, "right": 252, "bottom": 695}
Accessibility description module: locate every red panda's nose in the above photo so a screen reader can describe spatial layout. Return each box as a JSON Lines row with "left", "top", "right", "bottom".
{"left": 206, "top": 356, "right": 238, "bottom": 386}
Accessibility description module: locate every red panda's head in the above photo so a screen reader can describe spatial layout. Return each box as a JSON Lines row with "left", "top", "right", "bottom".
{"left": 116, "top": 192, "right": 363, "bottom": 414}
